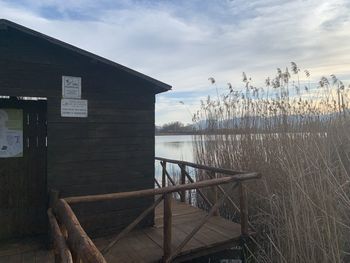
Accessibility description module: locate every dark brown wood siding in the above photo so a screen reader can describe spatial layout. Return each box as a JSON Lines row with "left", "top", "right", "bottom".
{"left": 0, "top": 26, "right": 156, "bottom": 237}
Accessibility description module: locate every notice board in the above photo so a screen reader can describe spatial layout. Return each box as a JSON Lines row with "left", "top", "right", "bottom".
{"left": 0, "top": 109, "right": 23, "bottom": 158}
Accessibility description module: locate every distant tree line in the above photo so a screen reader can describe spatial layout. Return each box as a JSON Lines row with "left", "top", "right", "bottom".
{"left": 155, "top": 121, "right": 195, "bottom": 135}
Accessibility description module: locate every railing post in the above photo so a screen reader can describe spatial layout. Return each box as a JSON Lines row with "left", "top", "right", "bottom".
{"left": 48, "top": 189, "right": 60, "bottom": 249}
{"left": 161, "top": 161, "right": 167, "bottom": 187}
{"left": 163, "top": 193, "right": 172, "bottom": 262}
{"left": 211, "top": 172, "right": 219, "bottom": 216}
{"left": 180, "top": 165, "right": 186, "bottom": 202}
{"left": 239, "top": 182, "right": 248, "bottom": 236}
{"left": 71, "top": 250, "right": 81, "bottom": 263}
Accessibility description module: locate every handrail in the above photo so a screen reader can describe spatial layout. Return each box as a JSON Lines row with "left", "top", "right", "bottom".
{"left": 166, "top": 182, "right": 239, "bottom": 262}
{"left": 53, "top": 199, "right": 106, "bottom": 263}
{"left": 156, "top": 157, "right": 260, "bottom": 261}
{"left": 101, "top": 195, "right": 164, "bottom": 255}
{"left": 65, "top": 172, "right": 259, "bottom": 204}
{"left": 179, "top": 164, "right": 212, "bottom": 207}
{"left": 160, "top": 161, "right": 183, "bottom": 197}
{"left": 47, "top": 208, "right": 73, "bottom": 263}
{"left": 155, "top": 156, "right": 247, "bottom": 176}
{"left": 48, "top": 157, "right": 260, "bottom": 263}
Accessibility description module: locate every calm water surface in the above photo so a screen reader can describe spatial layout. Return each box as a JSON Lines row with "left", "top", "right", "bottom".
{"left": 155, "top": 135, "right": 195, "bottom": 161}
{"left": 154, "top": 135, "right": 195, "bottom": 181}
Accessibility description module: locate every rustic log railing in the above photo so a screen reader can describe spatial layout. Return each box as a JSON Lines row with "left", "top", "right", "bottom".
{"left": 48, "top": 197, "right": 107, "bottom": 263}
{"left": 155, "top": 157, "right": 257, "bottom": 233}
{"left": 47, "top": 208, "right": 73, "bottom": 263}
{"left": 48, "top": 157, "right": 260, "bottom": 263}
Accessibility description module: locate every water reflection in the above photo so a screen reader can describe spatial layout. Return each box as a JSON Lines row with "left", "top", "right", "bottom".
{"left": 155, "top": 135, "right": 195, "bottom": 183}
{"left": 155, "top": 135, "right": 194, "bottom": 161}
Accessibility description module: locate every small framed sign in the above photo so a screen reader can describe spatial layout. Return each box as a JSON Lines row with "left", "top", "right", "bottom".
{"left": 61, "top": 99, "right": 88, "bottom": 118}
{"left": 62, "top": 76, "right": 81, "bottom": 99}
{"left": 0, "top": 109, "right": 23, "bottom": 158}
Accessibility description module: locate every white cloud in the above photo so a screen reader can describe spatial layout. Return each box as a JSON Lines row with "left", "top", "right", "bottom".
{"left": 1, "top": 0, "right": 350, "bottom": 125}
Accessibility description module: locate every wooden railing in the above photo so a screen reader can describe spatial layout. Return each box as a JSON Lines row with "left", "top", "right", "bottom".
{"left": 47, "top": 208, "right": 73, "bottom": 263}
{"left": 48, "top": 157, "right": 260, "bottom": 263}
{"left": 155, "top": 157, "right": 257, "bottom": 235}
{"left": 48, "top": 190, "right": 106, "bottom": 263}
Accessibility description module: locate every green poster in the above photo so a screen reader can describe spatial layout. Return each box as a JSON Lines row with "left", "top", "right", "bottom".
{"left": 0, "top": 109, "right": 23, "bottom": 158}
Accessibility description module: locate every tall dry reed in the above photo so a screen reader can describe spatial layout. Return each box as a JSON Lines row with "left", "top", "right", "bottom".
{"left": 192, "top": 63, "right": 350, "bottom": 262}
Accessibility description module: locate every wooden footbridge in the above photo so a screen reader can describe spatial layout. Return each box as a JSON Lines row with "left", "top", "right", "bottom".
{"left": 0, "top": 158, "right": 260, "bottom": 263}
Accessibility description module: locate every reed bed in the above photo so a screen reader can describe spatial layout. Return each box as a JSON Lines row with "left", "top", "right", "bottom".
{"left": 192, "top": 63, "right": 350, "bottom": 262}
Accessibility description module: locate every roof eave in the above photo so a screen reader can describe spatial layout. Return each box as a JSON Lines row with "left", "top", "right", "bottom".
{"left": 0, "top": 19, "right": 172, "bottom": 93}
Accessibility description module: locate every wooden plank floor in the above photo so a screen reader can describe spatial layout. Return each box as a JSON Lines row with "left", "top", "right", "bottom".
{"left": 0, "top": 236, "right": 54, "bottom": 263}
{"left": 94, "top": 199, "right": 242, "bottom": 263}
{"left": 0, "top": 200, "right": 242, "bottom": 263}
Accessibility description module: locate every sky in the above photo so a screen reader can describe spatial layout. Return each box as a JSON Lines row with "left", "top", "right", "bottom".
{"left": 0, "top": 0, "right": 350, "bottom": 125}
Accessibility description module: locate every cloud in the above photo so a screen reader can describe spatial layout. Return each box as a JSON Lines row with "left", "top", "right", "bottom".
{"left": 1, "top": 0, "right": 350, "bottom": 125}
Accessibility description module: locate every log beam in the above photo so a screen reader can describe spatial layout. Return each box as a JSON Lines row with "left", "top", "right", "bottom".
{"left": 47, "top": 208, "right": 73, "bottom": 263}
{"left": 65, "top": 173, "right": 259, "bottom": 204}
{"left": 54, "top": 199, "right": 106, "bottom": 263}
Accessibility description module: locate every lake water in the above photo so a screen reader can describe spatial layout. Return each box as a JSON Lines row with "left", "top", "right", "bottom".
{"left": 155, "top": 135, "right": 195, "bottom": 161}
{"left": 154, "top": 135, "right": 195, "bottom": 182}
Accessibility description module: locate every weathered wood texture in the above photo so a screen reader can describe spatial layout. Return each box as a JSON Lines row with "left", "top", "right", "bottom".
{"left": 0, "top": 236, "right": 54, "bottom": 263}
{"left": 53, "top": 199, "right": 106, "bottom": 263}
{"left": 0, "top": 200, "right": 247, "bottom": 263}
{"left": 93, "top": 199, "right": 243, "bottom": 263}
{"left": 155, "top": 157, "right": 246, "bottom": 176}
{"left": 165, "top": 182, "right": 239, "bottom": 262}
{"left": 47, "top": 208, "right": 73, "bottom": 263}
{"left": 0, "top": 24, "right": 159, "bottom": 238}
{"left": 179, "top": 165, "right": 212, "bottom": 207}
{"left": 0, "top": 99, "right": 47, "bottom": 240}
{"left": 163, "top": 194, "right": 172, "bottom": 262}
{"left": 101, "top": 196, "right": 164, "bottom": 255}
{"left": 239, "top": 183, "right": 249, "bottom": 236}
{"left": 64, "top": 172, "right": 259, "bottom": 204}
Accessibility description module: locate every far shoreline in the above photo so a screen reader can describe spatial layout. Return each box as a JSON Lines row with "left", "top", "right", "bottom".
{"left": 155, "top": 132, "right": 198, "bottom": 136}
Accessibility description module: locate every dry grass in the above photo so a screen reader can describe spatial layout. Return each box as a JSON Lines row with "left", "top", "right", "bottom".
{"left": 192, "top": 63, "right": 350, "bottom": 262}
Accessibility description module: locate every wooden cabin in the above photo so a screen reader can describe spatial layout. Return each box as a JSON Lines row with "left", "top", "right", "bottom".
{"left": 0, "top": 19, "right": 171, "bottom": 241}
{"left": 0, "top": 19, "right": 260, "bottom": 263}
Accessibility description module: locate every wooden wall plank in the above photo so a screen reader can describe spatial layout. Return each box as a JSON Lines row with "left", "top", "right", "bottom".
{"left": 0, "top": 24, "right": 158, "bottom": 238}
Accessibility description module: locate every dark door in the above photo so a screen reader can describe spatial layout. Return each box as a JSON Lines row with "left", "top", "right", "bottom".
{"left": 0, "top": 98, "right": 47, "bottom": 240}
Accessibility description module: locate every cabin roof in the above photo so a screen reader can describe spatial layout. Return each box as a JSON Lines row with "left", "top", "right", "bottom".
{"left": 0, "top": 19, "right": 172, "bottom": 94}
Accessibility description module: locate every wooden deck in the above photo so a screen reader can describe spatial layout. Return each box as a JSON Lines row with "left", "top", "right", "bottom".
{"left": 95, "top": 199, "right": 242, "bottom": 262}
{"left": 0, "top": 200, "right": 242, "bottom": 263}
{"left": 0, "top": 236, "right": 53, "bottom": 263}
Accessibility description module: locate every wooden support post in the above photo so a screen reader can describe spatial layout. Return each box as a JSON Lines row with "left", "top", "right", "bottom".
{"left": 179, "top": 166, "right": 213, "bottom": 208}
{"left": 71, "top": 251, "right": 81, "bottom": 263}
{"left": 239, "top": 182, "right": 249, "bottom": 263}
{"left": 162, "top": 165, "right": 184, "bottom": 198}
{"left": 65, "top": 173, "right": 259, "bottom": 204}
{"left": 211, "top": 172, "right": 219, "bottom": 216}
{"left": 163, "top": 193, "right": 172, "bottom": 262}
{"left": 161, "top": 161, "right": 167, "bottom": 187}
{"left": 167, "top": 182, "right": 239, "bottom": 262}
{"left": 48, "top": 189, "right": 60, "bottom": 249}
{"left": 239, "top": 182, "right": 248, "bottom": 236}
{"left": 47, "top": 208, "right": 73, "bottom": 263}
{"left": 180, "top": 165, "right": 186, "bottom": 202}
{"left": 155, "top": 178, "right": 161, "bottom": 189}
{"left": 54, "top": 199, "right": 107, "bottom": 263}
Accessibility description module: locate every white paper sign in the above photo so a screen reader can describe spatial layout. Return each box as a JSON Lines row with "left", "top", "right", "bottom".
{"left": 0, "top": 109, "right": 23, "bottom": 158}
{"left": 61, "top": 99, "right": 88, "bottom": 118}
{"left": 62, "top": 76, "right": 81, "bottom": 99}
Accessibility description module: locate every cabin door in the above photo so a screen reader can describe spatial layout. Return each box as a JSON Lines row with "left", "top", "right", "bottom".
{"left": 0, "top": 98, "right": 47, "bottom": 240}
